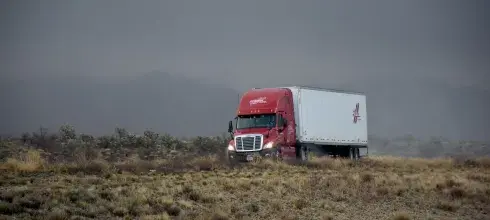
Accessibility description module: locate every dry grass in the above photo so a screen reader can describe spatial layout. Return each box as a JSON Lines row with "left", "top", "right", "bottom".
{"left": 0, "top": 150, "right": 489, "bottom": 220}
{"left": 0, "top": 149, "right": 45, "bottom": 172}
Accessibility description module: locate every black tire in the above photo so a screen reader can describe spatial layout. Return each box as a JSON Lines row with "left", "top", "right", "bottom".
{"left": 224, "top": 150, "right": 231, "bottom": 165}
{"left": 224, "top": 150, "right": 236, "bottom": 166}
{"left": 349, "top": 147, "right": 361, "bottom": 161}
{"left": 300, "top": 145, "right": 309, "bottom": 161}
{"left": 271, "top": 147, "right": 282, "bottom": 162}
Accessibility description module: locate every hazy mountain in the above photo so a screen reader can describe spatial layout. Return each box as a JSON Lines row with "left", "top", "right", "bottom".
{"left": 1, "top": 72, "right": 489, "bottom": 141}
{"left": 0, "top": 71, "right": 239, "bottom": 137}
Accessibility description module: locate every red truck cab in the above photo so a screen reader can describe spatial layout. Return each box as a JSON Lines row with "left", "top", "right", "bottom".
{"left": 226, "top": 87, "right": 298, "bottom": 162}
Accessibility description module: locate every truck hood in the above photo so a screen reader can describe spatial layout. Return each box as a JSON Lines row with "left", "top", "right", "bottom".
{"left": 234, "top": 127, "right": 274, "bottom": 136}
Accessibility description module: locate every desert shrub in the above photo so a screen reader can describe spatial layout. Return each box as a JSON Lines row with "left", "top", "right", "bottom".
{"left": 58, "top": 124, "right": 77, "bottom": 142}
{"left": 2, "top": 149, "right": 45, "bottom": 172}
{"left": 97, "top": 135, "right": 120, "bottom": 149}
{"left": 1, "top": 124, "right": 489, "bottom": 170}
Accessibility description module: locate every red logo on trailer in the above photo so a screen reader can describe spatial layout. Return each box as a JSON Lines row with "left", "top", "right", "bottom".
{"left": 353, "top": 103, "right": 361, "bottom": 123}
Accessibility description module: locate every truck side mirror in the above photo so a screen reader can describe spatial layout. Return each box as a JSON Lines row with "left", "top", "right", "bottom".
{"left": 228, "top": 120, "right": 233, "bottom": 133}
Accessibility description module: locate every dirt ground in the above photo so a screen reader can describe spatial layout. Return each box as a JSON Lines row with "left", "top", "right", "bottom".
{"left": 0, "top": 151, "right": 489, "bottom": 220}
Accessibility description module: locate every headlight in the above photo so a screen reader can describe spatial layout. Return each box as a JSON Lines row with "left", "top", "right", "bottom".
{"left": 227, "top": 144, "right": 235, "bottom": 151}
{"left": 263, "top": 142, "right": 274, "bottom": 149}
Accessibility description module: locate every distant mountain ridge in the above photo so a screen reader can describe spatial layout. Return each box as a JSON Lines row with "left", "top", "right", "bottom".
{"left": 0, "top": 71, "right": 238, "bottom": 137}
{"left": 1, "top": 72, "right": 489, "bottom": 141}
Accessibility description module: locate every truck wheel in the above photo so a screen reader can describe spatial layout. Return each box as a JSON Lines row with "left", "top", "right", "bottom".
{"left": 272, "top": 147, "right": 282, "bottom": 161}
{"left": 349, "top": 147, "right": 355, "bottom": 160}
{"left": 224, "top": 150, "right": 231, "bottom": 165}
{"left": 224, "top": 150, "right": 236, "bottom": 166}
{"left": 349, "top": 147, "right": 361, "bottom": 160}
{"left": 300, "top": 145, "right": 309, "bottom": 161}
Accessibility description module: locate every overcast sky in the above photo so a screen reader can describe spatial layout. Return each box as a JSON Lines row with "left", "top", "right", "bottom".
{"left": 1, "top": 0, "right": 489, "bottom": 141}
{"left": 1, "top": 0, "right": 489, "bottom": 91}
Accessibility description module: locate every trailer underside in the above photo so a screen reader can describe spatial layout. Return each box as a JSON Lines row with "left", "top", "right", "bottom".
{"left": 226, "top": 143, "right": 368, "bottom": 164}
{"left": 304, "top": 144, "right": 368, "bottom": 159}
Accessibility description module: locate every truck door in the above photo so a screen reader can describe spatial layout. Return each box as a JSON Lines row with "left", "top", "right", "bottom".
{"left": 276, "top": 111, "right": 286, "bottom": 144}
{"left": 284, "top": 95, "right": 296, "bottom": 146}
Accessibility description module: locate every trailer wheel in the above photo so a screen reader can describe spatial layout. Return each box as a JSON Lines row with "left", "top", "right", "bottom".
{"left": 349, "top": 147, "right": 361, "bottom": 160}
{"left": 349, "top": 147, "right": 355, "bottom": 160}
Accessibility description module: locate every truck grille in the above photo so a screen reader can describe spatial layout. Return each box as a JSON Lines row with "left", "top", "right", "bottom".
{"left": 235, "top": 135, "right": 262, "bottom": 151}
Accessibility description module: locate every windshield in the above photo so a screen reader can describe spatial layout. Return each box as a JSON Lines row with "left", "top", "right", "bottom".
{"left": 236, "top": 114, "right": 276, "bottom": 129}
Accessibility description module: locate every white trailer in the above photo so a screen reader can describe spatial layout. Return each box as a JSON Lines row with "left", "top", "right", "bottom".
{"left": 284, "top": 86, "right": 369, "bottom": 158}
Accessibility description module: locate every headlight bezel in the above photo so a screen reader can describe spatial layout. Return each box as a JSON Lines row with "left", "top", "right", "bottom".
{"left": 227, "top": 144, "right": 235, "bottom": 151}
{"left": 263, "top": 141, "right": 274, "bottom": 149}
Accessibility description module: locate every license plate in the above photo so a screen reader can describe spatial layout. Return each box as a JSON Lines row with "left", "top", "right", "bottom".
{"left": 246, "top": 154, "right": 253, "bottom": 161}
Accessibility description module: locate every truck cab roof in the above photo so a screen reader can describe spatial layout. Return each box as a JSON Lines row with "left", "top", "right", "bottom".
{"left": 237, "top": 88, "right": 288, "bottom": 115}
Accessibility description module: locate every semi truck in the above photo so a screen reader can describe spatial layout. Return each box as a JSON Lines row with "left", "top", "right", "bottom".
{"left": 226, "top": 86, "right": 368, "bottom": 162}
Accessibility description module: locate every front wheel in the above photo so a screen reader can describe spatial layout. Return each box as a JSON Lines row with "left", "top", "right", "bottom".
{"left": 224, "top": 150, "right": 237, "bottom": 166}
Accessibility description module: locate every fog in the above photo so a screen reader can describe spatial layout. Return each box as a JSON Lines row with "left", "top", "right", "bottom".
{"left": 1, "top": 0, "right": 489, "bottom": 141}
